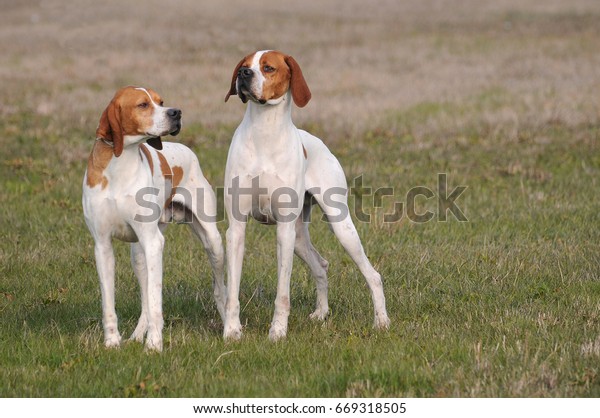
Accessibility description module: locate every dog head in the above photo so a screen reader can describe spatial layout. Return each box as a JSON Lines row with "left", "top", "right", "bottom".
{"left": 225, "top": 50, "right": 311, "bottom": 108}
{"left": 96, "top": 86, "right": 182, "bottom": 157}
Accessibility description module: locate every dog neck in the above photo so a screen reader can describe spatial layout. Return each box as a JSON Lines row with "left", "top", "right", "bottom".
{"left": 242, "top": 91, "right": 294, "bottom": 138}
{"left": 104, "top": 136, "right": 149, "bottom": 179}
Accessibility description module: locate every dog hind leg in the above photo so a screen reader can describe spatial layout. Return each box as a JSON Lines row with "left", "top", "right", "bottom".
{"left": 294, "top": 216, "right": 329, "bottom": 320}
{"left": 129, "top": 241, "right": 149, "bottom": 342}
{"left": 311, "top": 191, "right": 391, "bottom": 329}
{"left": 186, "top": 205, "right": 227, "bottom": 324}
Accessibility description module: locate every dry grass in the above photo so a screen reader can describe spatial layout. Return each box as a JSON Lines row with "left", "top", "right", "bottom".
{"left": 2, "top": 0, "right": 599, "bottom": 137}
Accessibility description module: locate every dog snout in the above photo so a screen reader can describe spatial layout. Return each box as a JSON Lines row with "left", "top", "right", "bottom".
{"left": 167, "top": 108, "right": 182, "bottom": 120}
{"left": 238, "top": 67, "right": 253, "bottom": 80}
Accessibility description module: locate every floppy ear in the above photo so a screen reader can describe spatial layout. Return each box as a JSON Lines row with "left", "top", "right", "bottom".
{"left": 96, "top": 99, "right": 124, "bottom": 157}
{"left": 224, "top": 57, "right": 246, "bottom": 103}
{"left": 285, "top": 55, "right": 311, "bottom": 108}
{"left": 146, "top": 137, "right": 163, "bottom": 150}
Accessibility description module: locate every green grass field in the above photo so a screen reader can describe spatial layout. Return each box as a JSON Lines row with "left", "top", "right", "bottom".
{"left": 2, "top": 92, "right": 599, "bottom": 397}
{"left": 1, "top": 0, "right": 600, "bottom": 398}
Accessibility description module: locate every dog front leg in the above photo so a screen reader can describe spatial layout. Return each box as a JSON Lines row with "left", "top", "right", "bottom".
{"left": 94, "top": 239, "right": 122, "bottom": 348}
{"left": 224, "top": 219, "right": 246, "bottom": 340}
{"left": 139, "top": 231, "right": 165, "bottom": 352}
{"left": 269, "top": 221, "right": 296, "bottom": 341}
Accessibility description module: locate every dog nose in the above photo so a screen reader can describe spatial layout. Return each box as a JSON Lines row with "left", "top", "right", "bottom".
{"left": 239, "top": 67, "right": 253, "bottom": 79}
{"left": 167, "top": 108, "right": 182, "bottom": 120}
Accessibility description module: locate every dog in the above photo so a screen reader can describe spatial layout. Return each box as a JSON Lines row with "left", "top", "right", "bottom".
{"left": 82, "top": 86, "right": 226, "bottom": 351}
{"left": 222, "top": 50, "right": 390, "bottom": 340}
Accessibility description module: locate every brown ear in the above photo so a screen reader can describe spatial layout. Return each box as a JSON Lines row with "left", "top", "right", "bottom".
{"left": 224, "top": 57, "right": 246, "bottom": 102}
{"left": 95, "top": 106, "right": 111, "bottom": 143}
{"left": 95, "top": 99, "right": 123, "bottom": 157}
{"left": 285, "top": 55, "right": 311, "bottom": 108}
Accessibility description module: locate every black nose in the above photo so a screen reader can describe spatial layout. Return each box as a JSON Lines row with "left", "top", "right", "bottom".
{"left": 167, "top": 108, "right": 182, "bottom": 120}
{"left": 238, "top": 67, "right": 253, "bottom": 79}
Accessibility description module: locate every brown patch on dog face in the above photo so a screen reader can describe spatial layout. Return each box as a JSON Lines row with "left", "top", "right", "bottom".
{"left": 226, "top": 51, "right": 311, "bottom": 106}
{"left": 96, "top": 86, "right": 165, "bottom": 157}
{"left": 259, "top": 51, "right": 292, "bottom": 102}
{"left": 117, "top": 87, "right": 163, "bottom": 138}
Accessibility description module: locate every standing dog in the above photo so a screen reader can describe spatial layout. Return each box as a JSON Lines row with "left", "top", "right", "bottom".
{"left": 82, "top": 86, "right": 226, "bottom": 351}
{"left": 223, "top": 50, "right": 390, "bottom": 340}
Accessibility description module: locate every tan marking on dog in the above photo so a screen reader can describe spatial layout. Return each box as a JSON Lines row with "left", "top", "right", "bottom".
{"left": 86, "top": 141, "right": 112, "bottom": 189}
{"left": 156, "top": 151, "right": 172, "bottom": 181}
{"left": 156, "top": 152, "right": 185, "bottom": 208}
{"left": 171, "top": 166, "right": 183, "bottom": 189}
{"left": 139, "top": 144, "right": 154, "bottom": 175}
{"left": 165, "top": 165, "right": 184, "bottom": 208}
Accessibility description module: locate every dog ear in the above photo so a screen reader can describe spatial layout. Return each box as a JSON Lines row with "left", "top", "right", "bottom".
{"left": 96, "top": 98, "right": 124, "bottom": 157}
{"left": 225, "top": 57, "right": 246, "bottom": 103}
{"left": 285, "top": 55, "right": 311, "bottom": 108}
{"left": 146, "top": 137, "right": 163, "bottom": 150}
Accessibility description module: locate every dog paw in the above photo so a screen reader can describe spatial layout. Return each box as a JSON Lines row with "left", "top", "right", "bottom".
{"left": 309, "top": 308, "right": 329, "bottom": 321}
{"left": 144, "top": 335, "right": 163, "bottom": 352}
{"left": 223, "top": 326, "right": 242, "bottom": 341}
{"left": 374, "top": 315, "right": 391, "bottom": 330}
{"left": 104, "top": 334, "right": 122, "bottom": 348}
{"left": 268, "top": 326, "right": 287, "bottom": 342}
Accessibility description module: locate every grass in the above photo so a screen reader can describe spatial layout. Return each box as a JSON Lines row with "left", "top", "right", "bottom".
{"left": 1, "top": 0, "right": 600, "bottom": 398}
{"left": 1, "top": 91, "right": 599, "bottom": 397}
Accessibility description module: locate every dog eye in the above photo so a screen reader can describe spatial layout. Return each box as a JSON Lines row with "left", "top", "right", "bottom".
{"left": 263, "top": 65, "right": 275, "bottom": 73}
{"left": 137, "top": 102, "right": 149, "bottom": 109}
{"left": 159, "top": 101, "right": 164, "bottom": 106}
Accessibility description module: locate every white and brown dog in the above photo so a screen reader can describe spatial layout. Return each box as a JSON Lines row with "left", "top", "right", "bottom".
{"left": 223, "top": 50, "right": 390, "bottom": 340}
{"left": 82, "top": 86, "right": 226, "bottom": 351}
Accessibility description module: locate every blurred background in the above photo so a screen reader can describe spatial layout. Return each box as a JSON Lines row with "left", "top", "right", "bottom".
{"left": 2, "top": 0, "right": 599, "bottom": 142}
